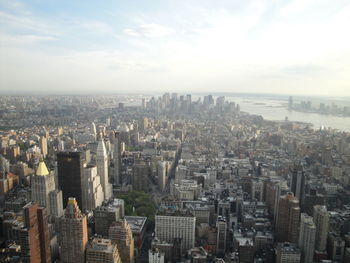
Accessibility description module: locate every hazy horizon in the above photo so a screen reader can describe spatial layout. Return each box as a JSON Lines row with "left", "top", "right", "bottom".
{"left": 1, "top": 0, "right": 350, "bottom": 96}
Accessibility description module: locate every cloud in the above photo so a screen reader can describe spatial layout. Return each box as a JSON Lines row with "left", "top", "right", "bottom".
{"left": 78, "top": 21, "right": 115, "bottom": 35}
{"left": 281, "top": 0, "right": 316, "bottom": 16}
{"left": 0, "top": 33, "right": 58, "bottom": 45}
{"left": 124, "top": 23, "right": 174, "bottom": 37}
{"left": 0, "top": 10, "right": 59, "bottom": 36}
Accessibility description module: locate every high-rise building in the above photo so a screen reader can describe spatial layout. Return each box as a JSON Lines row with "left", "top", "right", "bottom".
{"left": 49, "top": 189, "right": 64, "bottom": 218}
{"left": 216, "top": 216, "right": 227, "bottom": 255}
{"left": 313, "top": 205, "right": 329, "bottom": 252}
{"left": 155, "top": 210, "right": 196, "bottom": 251}
{"left": 91, "top": 122, "right": 97, "bottom": 139}
{"left": 290, "top": 165, "right": 305, "bottom": 202}
{"left": 108, "top": 219, "right": 135, "bottom": 263}
{"left": 19, "top": 203, "right": 51, "bottom": 263}
{"left": 276, "top": 192, "right": 300, "bottom": 243}
{"left": 276, "top": 242, "right": 301, "bottom": 263}
{"left": 31, "top": 159, "right": 55, "bottom": 214}
{"left": 86, "top": 238, "right": 122, "bottom": 263}
{"left": 298, "top": 213, "right": 316, "bottom": 263}
{"left": 83, "top": 165, "right": 104, "bottom": 211}
{"left": 139, "top": 117, "right": 148, "bottom": 131}
{"left": 58, "top": 198, "right": 88, "bottom": 263}
{"left": 39, "top": 136, "right": 48, "bottom": 158}
{"left": 96, "top": 137, "right": 112, "bottom": 200}
{"left": 132, "top": 162, "right": 149, "bottom": 191}
{"left": 157, "top": 161, "right": 167, "bottom": 191}
{"left": 57, "top": 152, "right": 85, "bottom": 210}
{"left": 327, "top": 232, "right": 345, "bottom": 262}
{"left": 94, "top": 199, "right": 124, "bottom": 237}
{"left": 112, "top": 132, "right": 122, "bottom": 185}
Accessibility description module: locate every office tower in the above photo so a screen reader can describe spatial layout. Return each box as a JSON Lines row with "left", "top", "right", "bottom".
{"left": 19, "top": 203, "right": 51, "bottom": 263}
{"left": 59, "top": 198, "right": 88, "bottom": 263}
{"left": 91, "top": 122, "right": 97, "bottom": 138}
{"left": 140, "top": 117, "right": 148, "bottom": 131}
{"left": 83, "top": 165, "right": 104, "bottom": 211}
{"left": 313, "top": 205, "right": 329, "bottom": 252}
{"left": 96, "top": 137, "right": 112, "bottom": 200}
{"left": 265, "top": 179, "right": 289, "bottom": 223}
{"left": 57, "top": 152, "right": 85, "bottom": 210}
{"left": 276, "top": 192, "right": 300, "bottom": 243}
{"left": 113, "top": 132, "right": 122, "bottom": 185}
{"left": 132, "top": 162, "right": 149, "bottom": 191}
{"left": 327, "top": 232, "right": 345, "bottom": 262}
{"left": 298, "top": 213, "right": 316, "bottom": 263}
{"left": 31, "top": 159, "right": 55, "bottom": 214}
{"left": 149, "top": 248, "right": 165, "bottom": 263}
{"left": 108, "top": 219, "right": 135, "bottom": 263}
{"left": 86, "top": 238, "right": 122, "bottom": 263}
{"left": 40, "top": 136, "right": 48, "bottom": 158}
{"left": 276, "top": 242, "right": 301, "bottom": 263}
{"left": 49, "top": 189, "right": 63, "bottom": 217}
{"left": 290, "top": 165, "right": 305, "bottom": 201}
{"left": 157, "top": 161, "right": 167, "bottom": 191}
{"left": 216, "top": 216, "right": 227, "bottom": 255}
{"left": 155, "top": 210, "right": 196, "bottom": 251}
{"left": 94, "top": 199, "right": 124, "bottom": 237}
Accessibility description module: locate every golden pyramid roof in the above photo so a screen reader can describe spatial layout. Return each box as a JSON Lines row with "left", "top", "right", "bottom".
{"left": 36, "top": 159, "right": 49, "bottom": 176}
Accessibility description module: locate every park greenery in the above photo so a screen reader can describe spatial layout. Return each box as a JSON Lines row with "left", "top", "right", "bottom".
{"left": 117, "top": 191, "right": 156, "bottom": 225}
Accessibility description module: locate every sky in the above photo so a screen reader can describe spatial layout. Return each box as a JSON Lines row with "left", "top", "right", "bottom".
{"left": 1, "top": 0, "right": 350, "bottom": 96}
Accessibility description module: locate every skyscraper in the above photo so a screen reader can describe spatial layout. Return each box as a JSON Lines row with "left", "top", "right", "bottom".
{"left": 83, "top": 165, "right": 104, "bottom": 211}
{"left": 49, "top": 189, "right": 64, "bottom": 217}
{"left": 39, "top": 136, "right": 48, "bottom": 158}
{"left": 108, "top": 219, "right": 135, "bottom": 263}
{"left": 216, "top": 216, "right": 227, "bottom": 255}
{"left": 57, "top": 152, "right": 85, "bottom": 210}
{"left": 96, "top": 137, "right": 112, "bottom": 200}
{"left": 19, "top": 203, "right": 51, "bottom": 263}
{"left": 276, "top": 192, "right": 300, "bottom": 243}
{"left": 112, "top": 132, "right": 122, "bottom": 186}
{"left": 313, "top": 205, "right": 329, "bottom": 252}
{"left": 58, "top": 198, "right": 88, "bottom": 263}
{"left": 298, "top": 213, "right": 316, "bottom": 263}
{"left": 157, "top": 161, "right": 167, "bottom": 191}
{"left": 290, "top": 165, "right": 305, "bottom": 202}
{"left": 31, "top": 159, "right": 55, "bottom": 214}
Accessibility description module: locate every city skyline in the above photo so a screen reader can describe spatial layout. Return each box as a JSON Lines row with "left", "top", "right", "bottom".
{"left": 1, "top": 0, "right": 350, "bottom": 96}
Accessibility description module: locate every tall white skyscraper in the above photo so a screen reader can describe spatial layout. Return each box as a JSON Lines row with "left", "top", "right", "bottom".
{"left": 31, "top": 159, "right": 56, "bottom": 213}
{"left": 96, "top": 137, "right": 112, "bottom": 200}
{"left": 298, "top": 213, "right": 316, "bottom": 263}
{"left": 83, "top": 165, "right": 104, "bottom": 211}
{"left": 313, "top": 205, "right": 329, "bottom": 252}
{"left": 91, "top": 122, "right": 97, "bottom": 138}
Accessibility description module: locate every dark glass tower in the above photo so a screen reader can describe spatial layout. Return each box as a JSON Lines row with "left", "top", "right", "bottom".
{"left": 57, "top": 152, "right": 84, "bottom": 210}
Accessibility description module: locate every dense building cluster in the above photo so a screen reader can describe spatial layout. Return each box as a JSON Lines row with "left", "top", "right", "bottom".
{"left": 0, "top": 93, "right": 350, "bottom": 262}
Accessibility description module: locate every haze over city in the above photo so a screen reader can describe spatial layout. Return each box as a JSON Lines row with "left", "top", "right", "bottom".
{"left": 1, "top": 0, "right": 350, "bottom": 96}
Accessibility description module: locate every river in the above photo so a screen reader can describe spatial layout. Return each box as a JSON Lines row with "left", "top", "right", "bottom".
{"left": 228, "top": 96, "right": 350, "bottom": 132}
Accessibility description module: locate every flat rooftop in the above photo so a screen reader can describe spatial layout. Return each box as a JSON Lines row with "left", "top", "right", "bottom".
{"left": 125, "top": 216, "right": 147, "bottom": 234}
